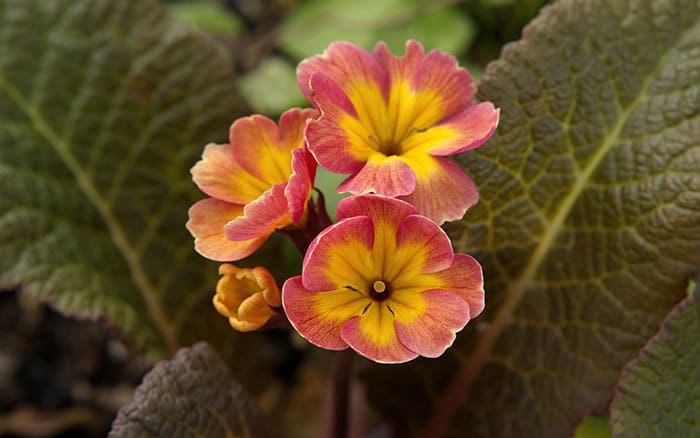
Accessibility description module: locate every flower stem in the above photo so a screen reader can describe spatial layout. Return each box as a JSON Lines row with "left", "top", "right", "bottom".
{"left": 282, "top": 189, "right": 334, "bottom": 255}
{"left": 324, "top": 349, "right": 353, "bottom": 438}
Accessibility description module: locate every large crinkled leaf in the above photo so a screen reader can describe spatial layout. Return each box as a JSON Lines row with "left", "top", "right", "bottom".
{"left": 109, "top": 342, "right": 268, "bottom": 437}
{"left": 610, "top": 275, "right": 700, "bottom": 437}
{"left": 0, "top": 0, "right": 250, "bottom": 358}
{"left": 365, "top": 0, "right": 700, "bottom": 436}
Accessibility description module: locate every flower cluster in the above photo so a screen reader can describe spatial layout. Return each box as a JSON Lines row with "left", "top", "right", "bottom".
{"left": 187, "top": 40, "right": 499, "bottom": 364}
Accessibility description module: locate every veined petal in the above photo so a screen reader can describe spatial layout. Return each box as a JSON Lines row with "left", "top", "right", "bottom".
{"left": 187, "top": 198, "right": 266, "bottom": 262}
{"left": 282, "top": 276, "right": 368, "bottom": 350}
{"left": 336, "top": 193, "right": 417, "bottom": 224}
{"left": 286, "top": 147, "right": 316, "bottom": 225}
{"left": 224, "top": 183, "right": 291, "bottom": 242}
{"left": 398, "top": 156, "right": 479, "bottom": 224}
{"left": 337, "top": 155, "right": 416, "bottom": 197}
{"left": 395, "top": 214, "right": 454, "bottom": 274}
{"left": 191, "top": 143, "right": 266, "bottom": 204}
{"left": 425, "top": 103, "right": 499, "bottom": 156}
{"left": 394, "top": 289, "right": 471, "bottom": 358}
{"left": 305, "top": 74, "right": 373, "bottom": 174}
{"left": 302, "top": 216, "right": 375, "bottom": 291}
{"left": 297, "top": 41, "right": 388, "bottom": 106}
{"left": 229, "top": 115, "right": 293, "bottom": 185}
{"left": 433, "top": 253, "right": 485, "bottom": 318}
{"left": 340, "top": 305, "right": 417, "bottom": 364}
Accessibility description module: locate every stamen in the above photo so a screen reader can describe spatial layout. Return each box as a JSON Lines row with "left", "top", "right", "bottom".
{"left": 372, "top": 280, "right": 387, "bottom": 294}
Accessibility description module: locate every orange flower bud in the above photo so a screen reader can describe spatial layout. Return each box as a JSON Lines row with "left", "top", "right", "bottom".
{"left": 213, "top": 264, "right": 281, "bottom": 332}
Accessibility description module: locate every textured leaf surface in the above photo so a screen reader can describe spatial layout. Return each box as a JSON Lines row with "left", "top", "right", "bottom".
{"left": 611, "top": 275, "right": 700, "bottom": 437}
{"left": 366, "top": 0, "right": 700, "bottom": 436}
{"left": 110, "top": 342, "right": 267, "bottom": 437}
{"left": 0, "top": 0, "right": 249, "bottom": 358}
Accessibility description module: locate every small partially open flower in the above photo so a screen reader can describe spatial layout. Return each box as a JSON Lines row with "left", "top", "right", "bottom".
{"left": 282, "top": 195, "right": 484, "bottom": 363}
{"left": 187, "top": 108, "right": 318, "bottom": 261}
{"left": 298, "top": 40, "right": 499, "bottom": 224}
{"left": 213, "top": 264, "right": 281, "bottom": 332}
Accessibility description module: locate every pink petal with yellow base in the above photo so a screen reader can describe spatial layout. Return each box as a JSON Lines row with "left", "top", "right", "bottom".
{"left": 394, "top": 289, "right": 470, "bottom": 358}
{"left": 224, "top": 183, "right": 291, "bottom": 242}
{"left": 191, "top": 144, "right": 263, "bottom": 204}
{"left": 336, "top": 194, "right": 416, "bottom": 225}
{"left": 395, "top": 214, "right": 454, "bottom": 273}
{"left": 301, "top": 216, "right": 374, "bottom": 291}
{"left": 432, "top": 253, "right": 485, "bottom": 318}
{"left": 187, "top": 199, "right": 266, "bottom": 262}
{"left": 297, "top": 41, "right": 388, "bottom": 104}
{"left": 282, "top": 276, "right": 367, "bottom": 350}
{"left": 286, "top": 147, "right": 317, "bottom": 224}
{"left": 230, "top": 109, "right": 317, "bottom": 184}
{"left": 398, "top": 156, "right": 479, "bottom": 225}
{"left": 340, "top": 308, "right": 418, "bottom": 364}
{"left": 337, "top": 155, "right": 416, "bottom": 197}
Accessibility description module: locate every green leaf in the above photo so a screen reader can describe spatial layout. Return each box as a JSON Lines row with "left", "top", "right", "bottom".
{"left": 238, "top": 56, "right": 307, "bottom": 116}
{"left": 279, "top": 0, "right": 475, "bottom": 60}
{"left": 167, "top": 0, "right": 243, "bottom": 37}
{"left": 365, "top": 0, "right": 700, "bottom": 436}
{"left": 611, "top": 275, "right": 700, "bottom": 436}
{"left": 0, "top": 0, "right": 250, "bottom": 359}
{"left": 109, "top": 342, "right": 268, "bottom": 437}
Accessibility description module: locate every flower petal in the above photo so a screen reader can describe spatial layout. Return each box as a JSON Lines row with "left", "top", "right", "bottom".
{"left": 228, "top": 292, "right": 276, "bottom": 332}
{"left": 229, "top": 115, "right": 293, "bottom": 185}
{"left": 285, "top": 147, "right": 316, "bottom": 224}
{"left": 336, "top": 193, "right": 417, "bottom": 224}
{"left": 297, "top": 41, "right": 388, "bottom": 105}
{"left": 191, "top": 144, "right": 265, "bottom": 204}
{"left": 373, "top": 40, "right": 475, "bottom": 117}
{"left": 395, "top": 214, "right": 454, "bottom": 274}
{"left": 282, "top": 276, "right": 368, "bottom": 350}
{"left": 305, "top": 73, "right": 372, "bottom": 174}
{"left": 340, "top": 305, "right": 417, "bottom": 364}
{"left": 186, "top": 198, "right": 266, "bottom": 261}
{"left": 302, "top": 215, "right": 375, "bottom": 291}
{"left": 398, "top": 156, "right": 479, "bottom": 224}
{"left": 424, "top": 103, "right": 499, "bottom": 156}
{"left": 433, "top": 253, "right": 485, "bottom": 318}
{"left": 337, "top": 154, "right": 416, "bottom": 197}
{"left": 224, "top": 183, "right": 291, "bottom": 242}
{"left": 394, "top": 289, "right": 471, "bottom": 358}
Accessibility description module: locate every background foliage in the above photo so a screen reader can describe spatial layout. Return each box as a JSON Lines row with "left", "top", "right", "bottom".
{"left": 1, "top": 0, "right": 698, "bottom": 437}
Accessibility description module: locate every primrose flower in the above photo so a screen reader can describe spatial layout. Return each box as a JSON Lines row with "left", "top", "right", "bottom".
{"left": 282, "top": 195, "right": 484, "bottom": 363}
{"left": 187, "top": 108, "right": 318, "bottom": 261}
{"left": 298, "top": 40, "right": 499, "bottom": 224}
{"left": 214, "top": 264, "right": 281, "bottom": 332}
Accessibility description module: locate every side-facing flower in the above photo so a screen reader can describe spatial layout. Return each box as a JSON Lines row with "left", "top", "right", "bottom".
{"left": 298, "top": 40, "right": 499, "bottom": 224}
{"left": 214, "top": 264, "right": 281, "bottom": 332}
{"left": 282, "top": 195, "right": 484, "bottom": 363}
{"left": 187, "top": 108, "right": 318, "bottom": 261}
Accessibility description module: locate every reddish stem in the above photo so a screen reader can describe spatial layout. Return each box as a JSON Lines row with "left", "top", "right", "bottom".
{"left": 324, "top": 349, "right": 353, "bottom": 438}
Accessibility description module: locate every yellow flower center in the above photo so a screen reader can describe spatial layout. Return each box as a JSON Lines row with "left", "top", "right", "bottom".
{"left": 346, "top": 80, "right": 448, "bottom": 158}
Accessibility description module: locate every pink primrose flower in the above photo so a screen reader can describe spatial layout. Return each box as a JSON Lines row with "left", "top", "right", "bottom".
{"left": 298, "top": 40, "right": 499, "bottom": 224}
{"left": 187, "top": 108, "right": 318, "bottom": 261}
{"left": 282, "top": 195, "right": 484, "bottom": 364}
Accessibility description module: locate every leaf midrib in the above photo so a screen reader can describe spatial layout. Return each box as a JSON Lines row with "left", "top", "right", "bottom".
{"left": 0, "top": 70, "right": 178, "bottom": 354}
{"left": 427, "top": 20, "right": 687, "bottom": 435}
